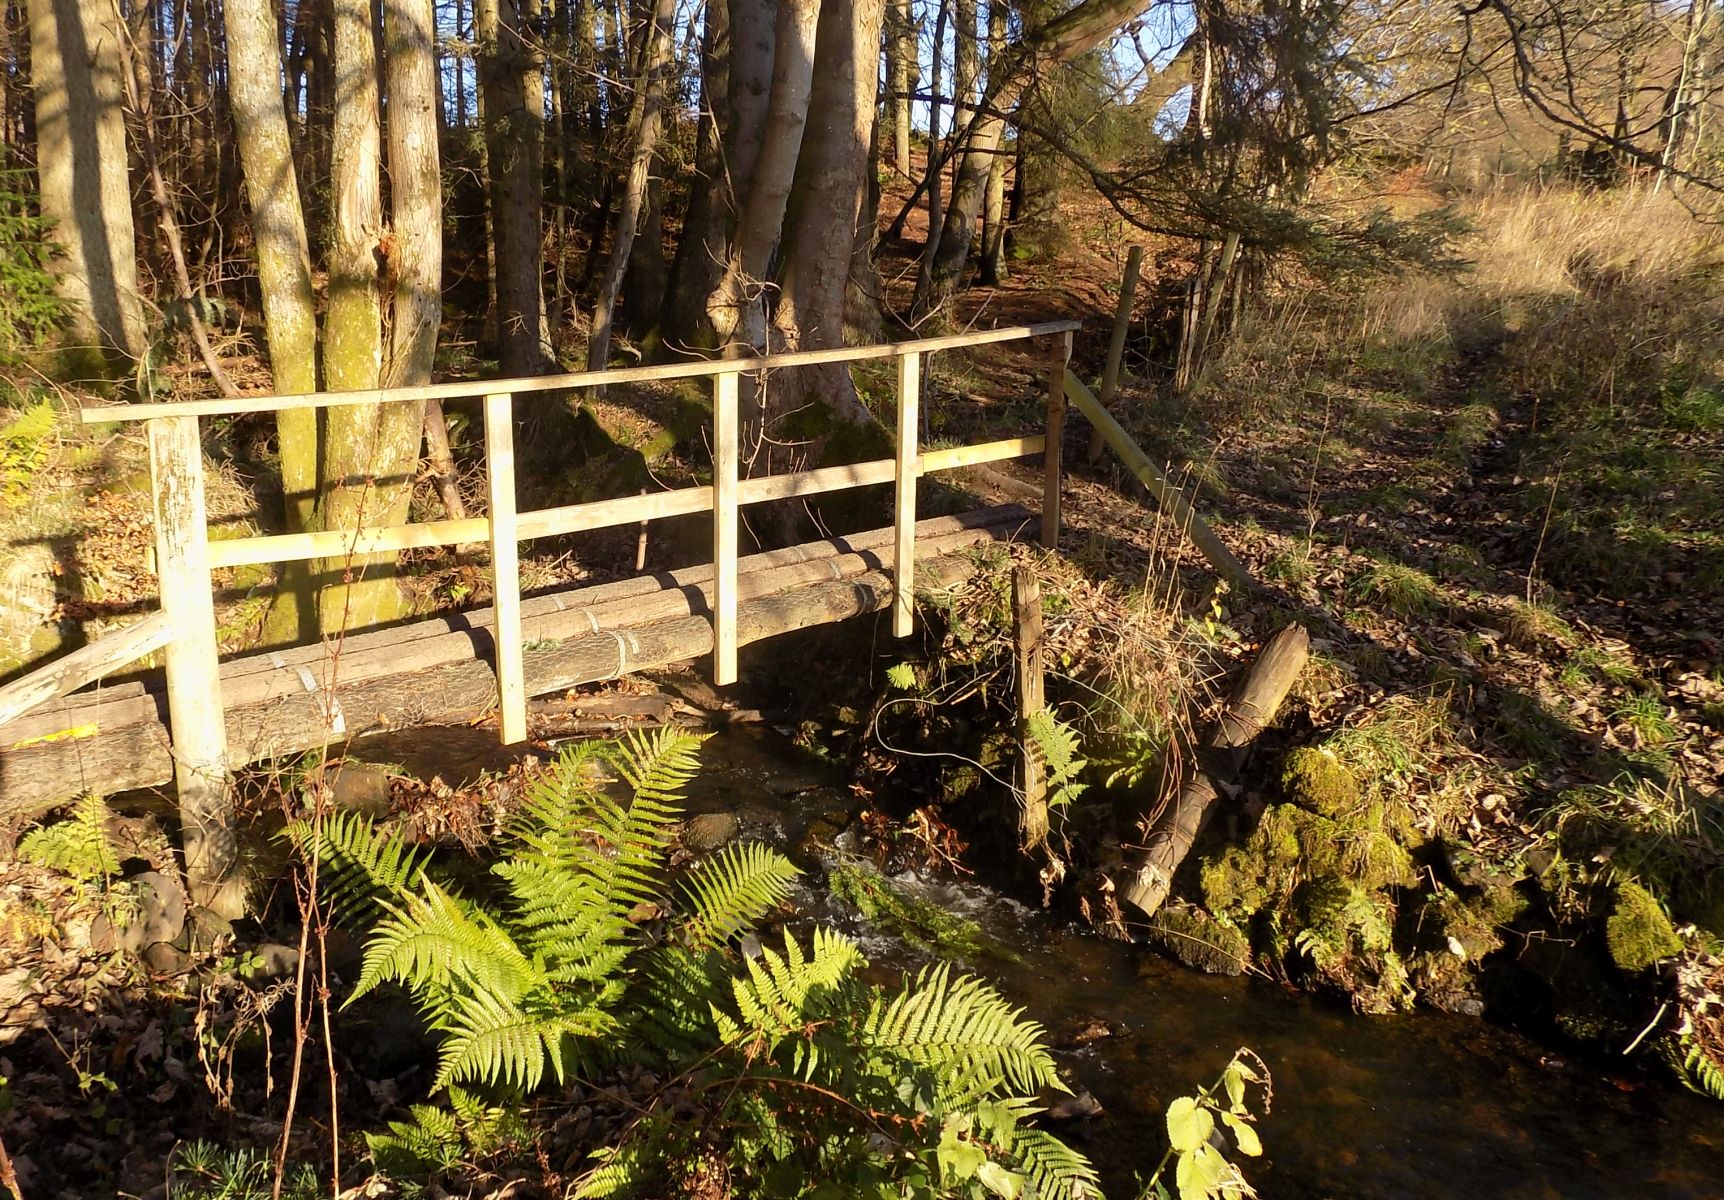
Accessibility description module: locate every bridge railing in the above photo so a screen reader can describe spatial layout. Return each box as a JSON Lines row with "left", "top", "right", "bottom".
{"left": 69, "top": 320, "right": 1078, "bottom": 814}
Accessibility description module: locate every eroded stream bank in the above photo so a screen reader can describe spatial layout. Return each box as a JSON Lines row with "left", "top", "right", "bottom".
{"left": 351, "top": 721, "right": 1724, "bottom": 1200}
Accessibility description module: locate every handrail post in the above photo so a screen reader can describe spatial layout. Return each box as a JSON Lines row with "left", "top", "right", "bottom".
{"left": 484, "top": 392, "right": 527, "bottom": 744}
{"left": 892, "top": 349, "right": 921, "bottom": 638}
{"left": 712, "top": 369, "right": 740, "bottom": 685}
{"left": 1043, "top": 330, "right": 1072, "bottom": 548}
{"left": 148, "top": 413, "right": 241, "bottom": 916}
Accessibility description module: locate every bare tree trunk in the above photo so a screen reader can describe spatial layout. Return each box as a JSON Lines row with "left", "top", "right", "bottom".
{"left": 888, "top": 0, "right": 912, "bottom": 176}
{"left": 705, "top": 0, "right": 821, "bottom": 354}
{"left": 118, "top": 4, "right": 237, "bottom": 398}
{"left": 30, "top": 0, "right": 147, "bottom": 375}
{"left": 478, "top": 0, "right": 552, "bottom": 375}
{"left": 588, "top": 0, "right": 675, "bottom": 374}
{"left": 223, "top": 0, "right": 319, "bottom": 544}
{"left": 773, "top": 0, "right": 885, "bottom": 423}
{"left": 318, "top": 0, "right": 399, "bottom": 632}
{"left": 914, "top": 0, "right": 948, "bottom": 306}
{"left": 661, "top": 0, "right": 730, "bottom": 353}
{"left": 977, "top": 0, "right": 1009, "bottom": 285}
{"left": 915, "top": 0, "right": 1147, "bottom": 316}
{"left": 383, "top": 0, "right": 463, "bottom": 523}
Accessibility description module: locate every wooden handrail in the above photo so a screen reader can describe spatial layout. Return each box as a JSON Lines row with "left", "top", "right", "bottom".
{"left": 1063, "top": 369, "right": 1256, "bottom": 589}
{"left": 78, "top": 321, "right": 1083, "bottom": 423}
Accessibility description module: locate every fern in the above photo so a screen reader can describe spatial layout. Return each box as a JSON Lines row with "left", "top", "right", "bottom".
{"left": 281, "top": 809, "right": 431, "bottom": 924}
{"left": 1669, "top": 1032, "right": 1724, "bottom": 1100}
{"left": 1026, "top": 708, "right": 1089, "bottom": 810}
{"left": 679, "top": 841, "right": 801, "bottom": 951}
{"left": 366, "top": 1104, "right": 463, "bottom": 1175}
{"left": 18, "top": 794, "right": 120, "bottom": 882}
{"left": 863, "top": 963, "right": 1063, "bottom": 1099}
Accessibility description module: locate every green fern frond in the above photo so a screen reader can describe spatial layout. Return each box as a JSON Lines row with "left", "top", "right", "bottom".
{"left": 606, "top": 727, "right": 706, "bottom": 808}
{"left": 18, "top": 794, "right": 119, "bottom": 882}
{"left": 718, "top": 929, "right": 864, "bottom": 1055}
{"left": 1010, "top": 1126, "right": 1103, "bottom": 1200}
{"left": 1669, "top": 1032, "right": 1724, "bottom": 1100}
{"left": 365, "top": 1103, "right": 463, "bottom": 1175}
{"left": 350, "top": 879, "right": 542, "bottom": 1009}
{"left": 1025, "top": 709, "right": 1089, "bottom": 810}
{"left": 574, "top": 1139, "right": 659, "bottom": 1199}
{"left": 432, "top": 986, "right": 614, "bottom": 1090}
{"left": 281, "top": 809, "right": 431, "bottom": 925}
{"left": 864, "top": 965, "right": 1064, "bottom": 1098}
{"left": 679, "top": 842, "right": 801, "bottom": 950}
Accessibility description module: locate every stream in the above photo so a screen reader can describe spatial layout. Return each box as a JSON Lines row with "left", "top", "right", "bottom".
{"left": 351, "top": 721, "right": 1724, "bottom": 1199}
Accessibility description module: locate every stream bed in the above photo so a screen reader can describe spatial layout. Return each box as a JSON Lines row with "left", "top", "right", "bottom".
{"left": 353, "top": 721, "right": 1724, "bottom": 1199}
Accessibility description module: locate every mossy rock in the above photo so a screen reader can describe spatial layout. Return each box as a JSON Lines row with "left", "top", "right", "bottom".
{"left": 1606, "top": 881, "right": 1682, "bottom": 973}
{"left": 1282, "top": 746, "right": 1362, "bottom": 816}
{"left": 1144, "top": 906, "right": 1250, "bottom": 975}
{"left": 1200, "top": 846, "right": 1270, "bottom": 918}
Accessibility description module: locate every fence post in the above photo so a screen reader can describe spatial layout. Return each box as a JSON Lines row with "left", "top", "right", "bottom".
{"left": 484, "top": 392, "right": 527, "bottom": 744}
{"left": 148, "top": 414, "right": 242, "bottom": 917}
{"left": 1089, "top": 244, "right": 1143, "bottom": 463}
{"left": 892, "top": 349, "right": 921, "bottom": 638}
{"left": 712, "top": 369, "right": 740, "bottom": 685}
{"left": 1043, "top": 330, "right": 1072, "bottom": 548}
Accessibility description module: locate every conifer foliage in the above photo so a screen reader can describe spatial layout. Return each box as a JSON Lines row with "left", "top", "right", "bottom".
{"left": 292, "top": 730, "right": 1097, "bottom": 1198}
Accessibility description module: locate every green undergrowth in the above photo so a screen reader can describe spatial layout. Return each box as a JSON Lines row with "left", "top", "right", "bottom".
{"left": 828, "top": 858, "right": 1012, "bottom": 963}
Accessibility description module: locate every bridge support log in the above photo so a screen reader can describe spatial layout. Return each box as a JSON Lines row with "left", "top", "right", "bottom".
{"left": 2, "top": 509, "right": 1029, "bottom": 814}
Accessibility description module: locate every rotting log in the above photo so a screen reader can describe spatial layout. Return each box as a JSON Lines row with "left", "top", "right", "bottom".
{"left": 1, "top": 510, "right": 1028, "bottom": 814}
{"left": 1064, "top": 370, "right": 1255, "bottom": 590}
{"left": 1118, "top": 624, "right": 1310, "bottom": 919}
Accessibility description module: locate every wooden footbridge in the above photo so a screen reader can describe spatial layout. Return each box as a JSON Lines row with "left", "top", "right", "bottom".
{"left": 2, "top": 323, "right": 1080, "bottom": 812}
{"left": 0, "top": 318, "right": 1247, "bottom": 859}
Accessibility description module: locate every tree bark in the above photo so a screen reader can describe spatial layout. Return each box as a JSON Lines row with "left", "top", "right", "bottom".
{"left": 706, "top": 0, "right": 821, "bottom": 354}
{"left": 29, "top": 0, "right": 147, "bottom": 374}
{"left": 773, "top": 0, "right": 885, "bottom": 423}
{"left": 383, "top": 0, "right": 463, "bottom": 524}
{"left": 588, "top": 0, "right": 675, "bottom": 374}
{"left": 661, "top": 0, "right": 730, "bottom": 353}
{"left": 477, "top": 0, "right": 552, "bottom": 375}
{"left": 888, "top": 0, "right": 913, "bottom": 176}
{"left": 977, "top": 0, "right": 1010, "bottom": 285}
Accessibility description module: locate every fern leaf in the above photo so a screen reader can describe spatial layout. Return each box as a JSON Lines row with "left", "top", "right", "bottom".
{"left": 18, "top": 794, "right": 119, "bottom": 881}
{"left": 679, "top": 842, "right": 801, "bottom": 950}
{"left": 1010, "top": 1127, "right": 1102, "bottom": 1200}
{"left": 607, "top": 727, "right": 706, "bottom": 808}
{"left": 432, "top": 986, "right": 613, "bottom": 1090}
{"left": 350, "top": 879, "right": 542, "bottom": 1009}
{"left": 281, "top": 810, "right": 430, "bottom": 925}
{"left": 864, "top": 965, "right": 1063, "bottom": 1099}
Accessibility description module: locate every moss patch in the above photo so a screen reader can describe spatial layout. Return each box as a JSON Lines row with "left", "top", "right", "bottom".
{"left": 1144, "top": 905, "right": 1250, "bottom": 975}
{"left": 1606, "top": 881, "right": 1682, "bottom": 973}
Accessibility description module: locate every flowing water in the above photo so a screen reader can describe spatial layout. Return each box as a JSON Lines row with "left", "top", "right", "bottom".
{"left": 354, "top": 722, "right": 1724, "bottom": 1199}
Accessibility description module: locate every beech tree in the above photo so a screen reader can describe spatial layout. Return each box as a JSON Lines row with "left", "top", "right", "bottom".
{"left": 29, "top": 0, "right": 146, "bottom": 375}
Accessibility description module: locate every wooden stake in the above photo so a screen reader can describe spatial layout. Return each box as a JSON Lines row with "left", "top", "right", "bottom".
{"left": 1065, "top": 370, "right": 1256, "bottom": 589}
{"left": 893, "top": 350, "right": 921, "bottom": 637}
{"left": 1088, "top": 244, "right": 1143, "bottom": 463}
{"left": 1014, "top": 563, "right": 1049, "bottom": 851}
{"left": 484, "top": 392, "right": 526, "bottom": 744}
{"left": 712, "top": 369, "right": 740, "bottom": 685}
{"left": 1119, "top": 624, "right": 1310, "bottom": 918}
{"left": 148, "top": 415, "right": 241, "bottom": 917}
{"left": 1043, "top": 331, "right": 1071, "bottom": 549}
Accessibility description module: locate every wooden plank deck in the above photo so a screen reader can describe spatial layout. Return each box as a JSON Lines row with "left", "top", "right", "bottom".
{"left": 0, "top": 506, "right": 1031, "bottom": 813}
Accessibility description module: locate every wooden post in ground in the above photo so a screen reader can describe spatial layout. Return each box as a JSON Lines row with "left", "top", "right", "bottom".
{"left": 1043, "top": 331, "right": 1071, "bottom": 549}
{"left": 148, "top": 415, "right": 243, "bottom": 917}
{"left": 892, "top": 350, "right": 921, "bottom": 638}
{"left": 1118, "top": 624, "right": 1309, "bottom": 918}
{"left": 1065, "top": 370, "right": 1256, "bottom": 590}
{"left": 1088, "top": 244, "right": 1143, "bottom": 463}
{"left": 1014, "top": 563, "right": 1049, "bottom": 851}
{"left": 484, "top": 392, "right": 526, "bottom": 744}
{"left": 712, "top": 369, "right": 740, "bottom": 685}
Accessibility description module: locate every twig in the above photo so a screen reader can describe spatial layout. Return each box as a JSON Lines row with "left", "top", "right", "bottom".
{"left": 0, "top": 1127, "right": 24, "bottom": 1200}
